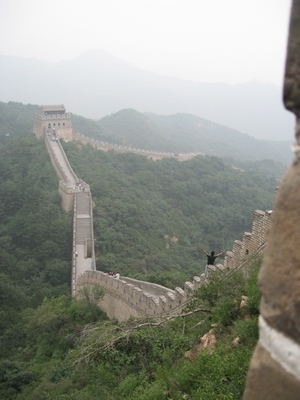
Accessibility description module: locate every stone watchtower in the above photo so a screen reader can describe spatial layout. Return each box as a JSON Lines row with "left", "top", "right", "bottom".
{"left": 33, "top": 104, "right": 73, "bottom": 141}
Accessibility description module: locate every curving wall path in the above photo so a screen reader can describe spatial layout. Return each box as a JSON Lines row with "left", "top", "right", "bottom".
{"left": 42, "top": 126, "right": 273, "bottom": 321}
{"left": 76, "top": 206, "right": 272, "bottom": 321}
{"left": 72, "top": 131, "right": 204, "bottom": 161}
{"left": 44, "top": 133, "right": 95, "bottom": 296}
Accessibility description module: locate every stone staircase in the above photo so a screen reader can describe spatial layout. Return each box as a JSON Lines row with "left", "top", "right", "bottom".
{"left": 75, "top": 191, "right": 92, "bottom": 244}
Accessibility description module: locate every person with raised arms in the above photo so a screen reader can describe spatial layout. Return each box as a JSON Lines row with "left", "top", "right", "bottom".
{"left": 201, "top": 247, "right": 225, "bottom": 277}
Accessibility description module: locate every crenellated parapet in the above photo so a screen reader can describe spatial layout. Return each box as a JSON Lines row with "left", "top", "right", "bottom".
{"left": 224, "top": 209, "right": 272, "bottom": 269}
{"left": 76, "top": 270, "right": 192, "bottom": 320}
{"left": 72, "top": 131, "right": 204, "bottom": 160}
{"left": 74, "top": 199, "right": 277, "bottom": 321}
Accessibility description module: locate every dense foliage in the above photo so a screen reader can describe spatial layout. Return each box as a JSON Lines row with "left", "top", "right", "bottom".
{"left": 0, "top": 137, "right": 72, "bottom": 334}
{"left": 1, "top": 257, "right": 262, "bottom": 399}
{"left": 0, "top": 101, "right": 38, "bottom": 143}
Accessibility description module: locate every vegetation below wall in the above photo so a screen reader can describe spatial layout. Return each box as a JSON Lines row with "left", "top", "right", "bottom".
{"left": 0, "top": 257, "right": 262, "bottom": 399}
{"left": 0, "top": 137, "right": 72, "bottom": 335}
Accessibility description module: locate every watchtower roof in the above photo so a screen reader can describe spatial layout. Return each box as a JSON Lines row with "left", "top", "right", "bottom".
{"left": 40, "top": 105, "right": 66, "bottom": 113}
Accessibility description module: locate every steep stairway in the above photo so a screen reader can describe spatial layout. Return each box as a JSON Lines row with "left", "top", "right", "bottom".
{"left": 75, "top": 191, "right": 92, "bottom": 244}
{"left": 74, "top": 191, "right": 94, "bottom": 279}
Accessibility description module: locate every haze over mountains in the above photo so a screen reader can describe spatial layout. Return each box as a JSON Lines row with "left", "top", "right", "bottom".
{"left": 0, "top": 101, "right": 292, "bottom": 170}
{"left": 0, "top": 49, "right": 295, "bottom": 141}
{"left": 71, "top": 108, "right": 292, "bottom": 167}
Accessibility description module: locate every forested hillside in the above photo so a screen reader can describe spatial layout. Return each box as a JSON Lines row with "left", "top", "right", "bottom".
{"left": 0, "top": 103, "right": 283, "bottom": 398}
{"left": 0, "top": 137, "right": 72, "bottom": 329}
{"left": 0, "top": 101, "right": 280, "bottom": 287}
{"left": 73, "top": 108, "right": 291, "bottom": 168}
{"left": 145, "top": 112, "right": 292, "bottom": 165}
{"left": 0, "top": 102, "right": 38, "bottom": 143}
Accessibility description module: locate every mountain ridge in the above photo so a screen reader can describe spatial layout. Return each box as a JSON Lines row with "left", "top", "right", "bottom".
{"left": 0, "top": 101, "right": 292, "bottom": 169}
{"left": 0, "top": 50, "right": 294, "bottom": 140}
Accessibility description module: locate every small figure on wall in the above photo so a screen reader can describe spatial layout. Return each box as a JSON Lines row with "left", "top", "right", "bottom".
{"left": 201, "top": 248, "right": 225, "bottom": 277}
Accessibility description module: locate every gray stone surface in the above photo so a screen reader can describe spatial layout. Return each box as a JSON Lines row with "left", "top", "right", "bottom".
{"left": 243, "top": 1, "right": 300, "bottom": 397}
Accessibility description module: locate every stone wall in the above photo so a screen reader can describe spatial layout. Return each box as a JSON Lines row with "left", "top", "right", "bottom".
{"left": 72, "top": 131, "right": 204, "bottom": 161}
{"left": 44, "top": 133, "right": 77, "bottom": 212}
{"left": 224, "top": 210, "right": 272, "bottom": 269}
{"left": 41, "top": 123, "right": 96, "bottom": 295}
{"left": 42, "top": 107, "right": 277, "bottom": 325}
{"left": 243, "top": 1, "right": 300, "bottom": 398}
{"left": 76, "top": 270, "right": 191, "bottom": 320}
{"left": 75, "top": 195, "right": 277, "bottom": 321}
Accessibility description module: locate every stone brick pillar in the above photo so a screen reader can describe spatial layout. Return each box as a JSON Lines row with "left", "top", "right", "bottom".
{"left": 242, "top": 232, "right": 252, "bottom": 256}
{"left": 232, "top": 240, "right": 243, "bottom": 267}
{"left": 223, "top": 250, "right": 234, "bottom": 269}
{"left": 250, "top": 210, "right": 266, "bottom": 251}
{"left": 243, "top": 1, "right": 300, "bottom": 398}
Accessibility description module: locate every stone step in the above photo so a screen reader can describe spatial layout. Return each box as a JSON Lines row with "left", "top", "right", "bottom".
{"left": 75, "top": 215, "right": 92, "bottom": 243}
{"left": 76, "top": 193, "right": 90, "bottom": 213}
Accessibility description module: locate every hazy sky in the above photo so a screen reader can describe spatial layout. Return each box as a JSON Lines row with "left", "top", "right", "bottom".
{"left": 0, "top": 0, "right": 292, "bottom": 86}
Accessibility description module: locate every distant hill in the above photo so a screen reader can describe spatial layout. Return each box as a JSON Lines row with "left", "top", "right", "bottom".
{"left": 0, "top": 50, "right": 295, "bottom": 140}
{"left": 0, "top": 102, "right": 292, "bottom": 173}
{"left": 97, "top": 109, "right": 175, "bottom": 151}
{"left": 72, "top": 108, "right": 292, "bottom": 166}
{"left": 0, "top": 101, "right": 38, "bottom": 143}
{"left": 144, "top": 112, "right": 293, "bottom": 165}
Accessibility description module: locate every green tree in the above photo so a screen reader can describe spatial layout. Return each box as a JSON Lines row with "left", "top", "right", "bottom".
{"left": 79, "top": 284, "right": 105, "bottom": 322}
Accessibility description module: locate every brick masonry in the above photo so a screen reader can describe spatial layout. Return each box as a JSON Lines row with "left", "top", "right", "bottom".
{"left": 243, "top": 1, "right": 300, "bottom": 398}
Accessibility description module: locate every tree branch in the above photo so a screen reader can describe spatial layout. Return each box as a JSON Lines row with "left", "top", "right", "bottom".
{"left": 77, "top": 307, "right": 211, "bottom": 364}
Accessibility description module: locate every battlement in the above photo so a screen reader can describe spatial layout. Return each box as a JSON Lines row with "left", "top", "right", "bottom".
{"left": 224, "top": 209, "right": 272, "bottom": 269}
{"left": 71, "top": 123, "right": 276, "bottom": 320}
{"left": 76, "top": 270, "right": 194, "bottom": 320}
{"left": 72, "top": 131, "right": 205, "bottom": 160}
{"left": 35, "top": 112, "right": 71, "bottom": 120}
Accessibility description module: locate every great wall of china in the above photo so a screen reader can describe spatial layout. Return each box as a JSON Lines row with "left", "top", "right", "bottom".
{"left": 33, "top": 4, "right": 300, "bottom": 395}
{"left": 33, "top": 105, "right": 272, "bottom": 321}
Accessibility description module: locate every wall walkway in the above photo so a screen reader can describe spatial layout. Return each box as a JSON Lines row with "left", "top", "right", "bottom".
{"left": 72, "top": 131, "right": 204, "bottom": 161}
{"left": 76, "top": 204, "right": 272, "bottom": 321}
{"left": 44, "top": 133, "right": 95, "bottom": 296}
{"left": 43, "top": 125, "right": 272, "bottom": 321}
